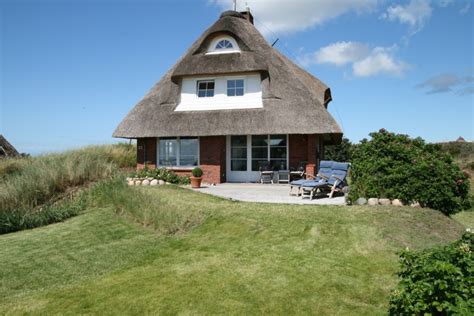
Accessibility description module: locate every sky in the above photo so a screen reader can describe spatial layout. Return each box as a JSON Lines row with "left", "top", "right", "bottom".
{"left": 0, "top": 0, "right": 473, "bottom": 155}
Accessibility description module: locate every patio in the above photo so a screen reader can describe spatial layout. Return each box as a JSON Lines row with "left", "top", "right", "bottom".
{"left": 197, "top": 183, "right": 346, "bottom": 205}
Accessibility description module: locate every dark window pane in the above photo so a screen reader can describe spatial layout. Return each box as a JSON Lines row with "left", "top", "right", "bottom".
{"left": 206, "top": 90, "right": 214, "bottom": 97}
{"left": 270, "top": 159, "right": 287, "bottom": 170}
{"left": 208, "top": 82, "right": 215, "bottom": 89}
{"left": 252, "top": 135, "right": 268, "bottom": 146}
{"left": 231, "top": 160, "right": 247, "bottom": 171}
{"left": 270, "top": 135, "right": 287, "bottom": 146}
{"left": 231, "top": 147, "right": 247, "bottom": 159}
{"left": 198, "top": 90, "right": 206, "bottom": 97}
{"left": 236, "top": 79, "right": 244, "bottom": 88}
{"left": 231, "top": 136, "right": 247, "bottom": 147}
{"left": 236, "top": 88, "right": 244, "bottom": 96}
{"left": 227, "top": 80, "right": 235, "bottom": 88}
{"left": 198, "top": 82, "right": 206, "bottom": 90}
{"left": 270, "top": 147, "right": 287, "bottom": 159}
{"left": 251, "top": 147, "right": 268, "bottom": 159}
{"left": 227, "top": 88, "right": 235, "bottom": 96}
{"left": 180, "top": 138, "right": 198, "bottom": 156}
{"left": 180, "top": 157, "right": 198, "bottom": 166}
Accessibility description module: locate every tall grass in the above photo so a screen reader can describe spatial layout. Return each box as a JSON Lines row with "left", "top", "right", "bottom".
{"left": 0, "top": 144, "right": 135, "bottom": 234}
{"left": 88, "top": 177, "right": 204, "bottom": 235}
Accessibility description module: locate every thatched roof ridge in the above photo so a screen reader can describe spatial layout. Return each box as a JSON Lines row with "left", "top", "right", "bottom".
{"left": 0, "top": 135, "right": 20, "bottom": 157}
{"left": 113, "top": 11, "right": 342, "bottom": 141}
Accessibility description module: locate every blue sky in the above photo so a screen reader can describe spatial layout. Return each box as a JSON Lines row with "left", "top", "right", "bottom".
{"left": 1, "top": 0, "right": 472, "bottom": 155}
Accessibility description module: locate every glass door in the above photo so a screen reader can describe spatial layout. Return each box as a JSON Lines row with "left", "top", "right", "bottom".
{"left": 230, "top": 136, "right": 247, "bottom": 172}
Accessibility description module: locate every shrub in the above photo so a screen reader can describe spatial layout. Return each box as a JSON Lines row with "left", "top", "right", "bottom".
{"left": 389, "top": 231, "right": 474, "bottom": 315}
{"left": 349, "top": 129, "right": 471, "bottom": 215}
{"left": 324, "top": 138, "right": 354, "bottom": 162}
{"left": 192, "top": 167, "right": 203, "bottom": 178}
{"left": 129, "top": 167, "right": 190, "bottom": 185}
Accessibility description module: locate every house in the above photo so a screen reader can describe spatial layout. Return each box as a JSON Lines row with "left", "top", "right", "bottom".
{"left": 113, "top": 10, "right": 342, "bottom": 183}
{"left": 0, "top": 135, "right": 20, "bottom": 158}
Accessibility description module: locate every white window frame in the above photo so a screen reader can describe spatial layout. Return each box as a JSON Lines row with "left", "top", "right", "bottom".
{"left": 250, "top": 135, "right": 288, "bottom": 171}
{"left": 196, "top": 80, "right": 215, "bottom": 98}
{"left": 226, "top": 78, "right": 245, "bottom": 97}
{"left": 206, "top": 36, "right": 240, "bottom": 55}
{"left": 157, "top": 137, "right": 200, "bottom": 168}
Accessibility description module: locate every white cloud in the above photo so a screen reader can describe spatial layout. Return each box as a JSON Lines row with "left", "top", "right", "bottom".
{"left": 352, "top": 46, "right": 410, "bottom": 77}
{"left": 437, "top": 0, "right": 454, "bottom": 8}
{"left": 300, "top": 42, "right": 409, "bottom": 78}
{"left": 299, "top": 41, "right": 370, "bottom": 66}
{"left": 210, "top": 0, "right": 381, "bottom": 34}
{"left": 381, "top": 0, "right": 432, "bottom": 34}
{"left": 416, "top": 73, "right": 474, "bottom": 95}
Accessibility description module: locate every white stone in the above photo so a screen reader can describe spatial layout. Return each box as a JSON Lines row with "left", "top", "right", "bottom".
{"left": 379, "top": 198, "right": 391, "bottom": 206}
{"left": 368, "top": 198, "right": 379, "bottom": 206}
{"left": 158, "top": 180, "right": 165, "bottom": 185}
{"left": 142, "top": 179, "right": 150, "bottom": 186}
{"left": 355, "top": 197, "right": 367, "bottom": 205}
{"left": 127, "top": 180, "right": 134, "bottom": 186}
{"left": 150, "top": 179, "right": 158, "bottom": 186}
{"left": 411, "top": 202, "right": 421, "bottom": 208}
{"left": 392, "top": 199, "right": 403, "bottom": 206}
{"left": 134, "top": 180, "right": 141, "bottom": 186}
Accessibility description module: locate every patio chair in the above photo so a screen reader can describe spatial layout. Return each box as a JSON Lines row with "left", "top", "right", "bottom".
{"left": 289, "top": 160, "right": 334, "bottom": 196}
{"left": 259, "top": 161, "right": 274, "bottom": 184}
{"left": 301, "top": 162, "right": 350, "bottom": 200}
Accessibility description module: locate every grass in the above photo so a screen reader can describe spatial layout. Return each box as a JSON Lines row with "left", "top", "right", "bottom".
{"left": 0, "top": 144, "right": 135, "bottom": 233}
{"left": 0, "top": 184, "right": 465, "bottom": 315}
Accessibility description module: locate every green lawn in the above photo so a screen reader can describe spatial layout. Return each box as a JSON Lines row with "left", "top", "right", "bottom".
{"left": 0, "top": 186, "right": 465, "bottom": 315}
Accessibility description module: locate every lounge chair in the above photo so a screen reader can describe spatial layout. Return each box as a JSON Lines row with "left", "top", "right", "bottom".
{"left": 301, "top": 162, "right": 350, "bottom": 200}
{"left": 289, "top": 160, "right": 334, "bottom": 196}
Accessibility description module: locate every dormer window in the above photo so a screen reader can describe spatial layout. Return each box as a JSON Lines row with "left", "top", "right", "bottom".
{"left": 206, "top": 36, "right": 240, "bottom": 55}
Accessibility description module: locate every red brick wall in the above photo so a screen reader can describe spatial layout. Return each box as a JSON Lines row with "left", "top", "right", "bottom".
{"left": 136, "top": 136, "right": 225, "bottom": 184}
{"left": 289, "top": 134, "right": 321, "bottom": 179}
{"left": 200, "top": 136, "right": 226, "bottom": 184}
{"left": 137, "top": 138, "right": 157, "bottom": 169}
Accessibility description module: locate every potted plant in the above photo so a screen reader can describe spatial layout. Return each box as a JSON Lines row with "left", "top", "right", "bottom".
{"left": 190, "top": 167, "right": 203, "bottom": 188}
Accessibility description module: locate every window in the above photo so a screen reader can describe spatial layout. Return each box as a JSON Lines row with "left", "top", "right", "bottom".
{"left": 230, "top": 136, "right": 247, "bottom": 171}
{"left": 216, "top": 39, "right": 233, "bottom": 49}
{"left": 197, "top": 80, "right": 215, "bottom": 98}
{"left": 251, "top": 135, "right": 287, "bottom": 171}
{"left": 207, "top": 36, "right": 240, "bottom": 55}
{"left": 159, "top": 137, "right": 198, "bottom": 167}
{"left": 227, "top": 79, "right": 244, "bottom": 96}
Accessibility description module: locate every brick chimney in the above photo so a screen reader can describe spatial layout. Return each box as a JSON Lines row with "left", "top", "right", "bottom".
{"left": 240, "top": 10, "right": 254, "bottom": 24}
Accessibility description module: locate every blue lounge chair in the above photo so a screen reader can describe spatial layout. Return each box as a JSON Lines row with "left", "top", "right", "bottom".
{"left": 301, "top": 162, "right": 350, "bottom": 200}
{"left": 289, "top": 160, "right": 334, "bottom": 196}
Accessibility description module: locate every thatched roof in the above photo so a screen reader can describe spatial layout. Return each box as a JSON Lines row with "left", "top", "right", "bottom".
{"left": 0, "top": 135, "right": 20, "bottom": 158}
{"left": 113, "top": 11, "right": 342, "bottom": 142}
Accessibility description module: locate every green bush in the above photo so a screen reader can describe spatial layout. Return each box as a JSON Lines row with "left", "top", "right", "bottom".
{"left": 324, "top": 138, "right": 354, "bottom": 162}
{"left": 389, "top": 231, "right": 474, "bottom": 315}
{"left": 130, "top": 167, "right": 190, "bottom": 185}
{"left": 349, "top": 129, "right": 471, "bottom": 215}
{"left": 192, "top": 167, "right": 203, "bottom": 178}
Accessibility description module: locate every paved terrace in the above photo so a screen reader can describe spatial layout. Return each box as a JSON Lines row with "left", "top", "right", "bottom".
{"left": 197, "top": 183, "right": 346, "bottom": 205}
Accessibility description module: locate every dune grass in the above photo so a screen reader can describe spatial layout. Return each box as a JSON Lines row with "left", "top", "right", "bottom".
{"left": 0, "top": 184, "right": 465, "bottom": 315}
{"left": 0, "top": 144, "right": 135, "bottom": 234}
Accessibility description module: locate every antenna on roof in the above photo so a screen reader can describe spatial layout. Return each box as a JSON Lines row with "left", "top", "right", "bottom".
{"left": 233, "top": 0, "right": 237, "bottom": 11}
{"left": 271, "top": 38, "right": 279, "bottom": 47}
